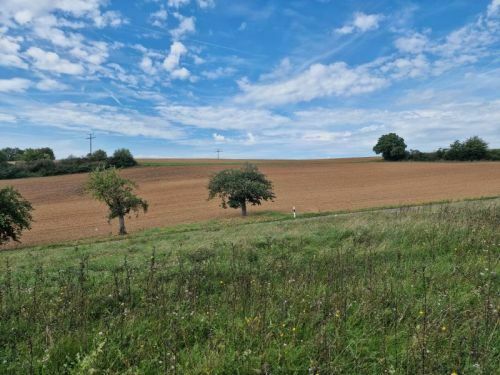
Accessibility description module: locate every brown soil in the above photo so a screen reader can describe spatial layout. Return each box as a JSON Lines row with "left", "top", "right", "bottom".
{"left": 1, "top": 158, "right": 499, "bottom": 248}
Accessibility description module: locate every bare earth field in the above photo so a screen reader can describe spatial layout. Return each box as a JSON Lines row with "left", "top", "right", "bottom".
{"left": 1, "top": 158, "right": 500, "bottom": 248}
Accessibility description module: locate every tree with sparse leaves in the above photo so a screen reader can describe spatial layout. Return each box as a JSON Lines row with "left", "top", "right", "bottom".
{"left": 0, "top": 186, "right": 33, "bottom": 245}
{"left": 86, "top": 168, "right": 148, "bottom": 235}
{"left": 208, "top": 164, "right": 275, "bottom": 217}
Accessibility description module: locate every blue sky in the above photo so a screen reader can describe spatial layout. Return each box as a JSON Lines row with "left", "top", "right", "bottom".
{"left": 0, "top": 0, "right": 499, "bottom": 159}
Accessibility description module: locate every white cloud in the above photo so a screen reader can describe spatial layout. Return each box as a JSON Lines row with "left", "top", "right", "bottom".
{"left": 236, "top": 62, "right": 386, "bottom": 106}
{"left": 16, "top": 101, "right": 183, "bottom": 140}
{"left": 238, "top": 22, "right": 247, "bottom": 31}
{"left": 168, "top": 0, "right": 191, "bottom": 8}
{"left": 0, "top": 78, "right": 31, "bottom": 92}
{"left": 0, "top": 34, "right": 27, "bottom": 68}
{"left": 26, "top": 47, "right": 84, "bottom": 75}
{"left": 35, "top": 78, "right": 69, "bottom": 91}
{"left": 170, "top": 13, "right": 196, "bottom": 39}
{"left": 380, "top": 54, "right": 429, "bottom": 79}
{"left": 213, "top": 133, "right": 226, "bottom": 142}
{"left": 171, "top": 67, "right": 191, "bottom": 80}
{"left": 0, "top": 113, "right": 17, "bottom": 122}
{"left": 202, "top": 67, "right": 236, "bottom": 80}
{"left": 395, "top": 33, "right": 429, "bottom": 54}
{"left": 488, "top": 0, "right": 500, "bottom": 16}
{"left": 140, "top": 56, "right": 157, "bottom": 75}
{"left": 197, "top": 0, "right": 215, "bottom": 8}
{"left": 156, "top": 105, "right": 289, "bottom": 130}
{"left": 335, "top": 12, "right": 383, "bottom": 34}
{"left": 150, "top": 8, "right": 168, "bottom": 27}
{"left": 163, "top": 41, "right": 188, "bottom": 72}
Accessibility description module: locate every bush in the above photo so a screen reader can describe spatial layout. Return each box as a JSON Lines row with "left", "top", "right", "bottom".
{"left": 487, "top": 149, "right": 500, "bottom": 161}
{"left": 0, "top": 147, "right": 24, "bottom": 161}
{"left": 22, "top": 147, "right": 55, "bottom": 162}
{"left": 0, "top": 150, "right": 7, "bottom": 164}
{"left": 373, "top": 133, "right": 407, "bottom": 161}
{"left": 89, "top": 149, "right": 108, "bottom": 162}
{"left": 110, "top": 149, "right": 137, "bottom": 168}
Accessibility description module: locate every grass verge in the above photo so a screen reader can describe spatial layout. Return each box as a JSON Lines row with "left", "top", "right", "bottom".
{"left": 0, "top": 199, "right": 499, "bottom": 373}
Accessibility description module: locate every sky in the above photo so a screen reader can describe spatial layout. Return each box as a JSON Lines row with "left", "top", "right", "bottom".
{"left": 0, "top": 0, "right": 499, "bottom": 159}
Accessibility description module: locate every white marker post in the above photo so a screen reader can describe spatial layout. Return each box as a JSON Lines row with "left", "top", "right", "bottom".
{"left": 292, "top": 206, "right": 296, "bottom": 219}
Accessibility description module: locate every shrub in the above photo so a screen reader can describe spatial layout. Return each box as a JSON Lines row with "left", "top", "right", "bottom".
{"left": 110, "top": 149, "right": 137, "bottom": 168}
{"left": 89, "top": 149, "right": 108, "bottom": 162}
{"left": 0, "top": 186, "right": 33, "bottom": 244}
{"left": 0, "top": 150, "right": 7, "bottom": 164}
{"left": 22, "top": 147, "right": 55, "bottom": 162}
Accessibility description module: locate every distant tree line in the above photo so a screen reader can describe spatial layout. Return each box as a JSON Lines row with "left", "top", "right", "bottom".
{"left": 373, "top": 134, "right": 500, "bottom": 161}
{"left": 0, "top": 147, "right": 137, "bottom": 180}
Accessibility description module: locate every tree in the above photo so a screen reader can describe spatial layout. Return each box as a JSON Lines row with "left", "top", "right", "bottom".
{"left": 110, "top": 149, "right": 137, "bottom": 168}
{"left": 88, "top": 149, "right": 108, "bottom": 162}
{"left": 22, "top": 148, "right": 55, "bottom": 162}
{"left": 462, "top": 136, "right": 488, "bottom": 160}
{"left": 86, "top": 168, "right": 148, "bottom": 235}
{"left": 373, "top": 133, "right": 407, "bottom": 161}
{"left": 208, "top": 164, "right": 275, "bottom": 216}
{"left": 0, "top": 150, "right": 7, "bottom": 164}
{"left": 1, "top": 147, "right": 24, "bottom": 161}
{"left": 0, "top": 186, "right": 33, "bottom": 245}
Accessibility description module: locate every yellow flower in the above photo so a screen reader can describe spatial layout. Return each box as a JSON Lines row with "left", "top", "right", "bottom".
{"left": 419, "top": 310, "right": 424, "bottom": 316}
{"left": 292, "top": 327, "right": 297, "bottom": 332}
{"left": 451, "top": 371, "right": 458, "bottom": 375}
{"left": 441, "top": 325, "right": 447, "bottom": 332}
{"left": 335, "top": 310, "right": 341, "bottom": 318}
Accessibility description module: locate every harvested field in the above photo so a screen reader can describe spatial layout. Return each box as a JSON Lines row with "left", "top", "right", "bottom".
{"left": 1, "top": 158, "right": 500, "bottom": 248}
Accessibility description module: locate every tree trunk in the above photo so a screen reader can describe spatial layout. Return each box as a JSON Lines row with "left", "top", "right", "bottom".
{"left": 118, "top": 215, "right": 127, "bottom": 235}
{"left": 241, "top": 202, "right": 247, "bottom": 217}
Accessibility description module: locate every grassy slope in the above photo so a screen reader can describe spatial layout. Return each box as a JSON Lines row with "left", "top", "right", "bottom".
{"left": 0, "top": 201, "right": 499, "bottom": 374}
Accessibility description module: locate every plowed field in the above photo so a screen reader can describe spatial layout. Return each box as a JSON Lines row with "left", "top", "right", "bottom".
{"left": 2, "top": 158, "right": 500, "bottom": 248}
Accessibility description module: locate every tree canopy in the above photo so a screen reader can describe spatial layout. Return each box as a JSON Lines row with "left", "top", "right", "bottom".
{"left": 373, "top": 133, "right": 407, "bottom": 161}
{"left": 86, "top": 168, "right": 148, "bottom": 235}
{"left": 208, "top": 164, "right": 275, "bottom": 216}
{"left": 0, "top": 186, "right": 33, "bottom": 245}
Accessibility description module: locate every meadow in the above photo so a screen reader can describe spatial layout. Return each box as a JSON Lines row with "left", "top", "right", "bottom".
{"left": 0, "top": 199, "right": 498, "bottom": 374}
{"left": 2, "top": 158, "right": 500, "bottom": 248}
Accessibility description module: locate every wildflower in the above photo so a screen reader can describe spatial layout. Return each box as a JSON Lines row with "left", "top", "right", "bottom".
{"left": 441, "top": 325, "right": 447, "bottom": 332}
{"left": 335, "top": 310, "right": 341, "bottom": 318}
{"left": 450, "top": 371, "right": 458, "bottom": 375}
{"left": 419, "top": 310, "right": 424, "bottom": 316}
{"left": 292, "top": 327, "right": 297, "bottom": 332}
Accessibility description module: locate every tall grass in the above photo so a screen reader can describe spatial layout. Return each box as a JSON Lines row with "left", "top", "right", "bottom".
{"left": 0, "top": 201, "right": 499, "bottom": 374}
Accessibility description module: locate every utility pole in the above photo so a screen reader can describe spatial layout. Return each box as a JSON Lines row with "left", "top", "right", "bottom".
{"left": 86, "top": 133, "right": 96, "bottom": 155}
{"left": 215, "top": 149, "right": 223, "bottom": 160}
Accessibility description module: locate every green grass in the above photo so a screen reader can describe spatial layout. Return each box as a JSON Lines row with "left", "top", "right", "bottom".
{"left": 1, "top": 201, "right": 499, "bottom": 374}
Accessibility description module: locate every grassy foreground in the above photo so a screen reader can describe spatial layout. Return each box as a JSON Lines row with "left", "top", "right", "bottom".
{"left": 0, "top": 201, "right": 499, "bottom": 374}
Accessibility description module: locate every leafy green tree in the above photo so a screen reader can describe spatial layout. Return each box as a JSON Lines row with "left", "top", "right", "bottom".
{"left": 86, "top": 168, "right": 148, "bottom": 235}
{"left": 22, "top": 148, "right": 55, "bottom": 162}
{"left": 88, "top": 149, "right": 108, "bottom": 162}
{"left": 110, "top": 149, "right": 137, "bottom": 168}
{"left": 373, "top": 133, "right": 407, "bottom": 161}
{"left": 462, "top": 136, "right": 488, "bottom": 160}
{"left": 0, "top": 186, "right": 33, "bottom": 245}
{"left": 1, "top": 147, "right": 24, "bottom": 161}
{"left": 0, "top": 150, "right": 7, "bottom": 164}
{"left": 208, "top": 164, "right": 275, "bottom": 216}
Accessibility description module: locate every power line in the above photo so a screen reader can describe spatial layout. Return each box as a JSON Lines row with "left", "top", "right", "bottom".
{"left": 86, "top": 133, "right": 96, "bottom": 155}
{"left": 215, "top": 149, "right": 223, "bottom": 160}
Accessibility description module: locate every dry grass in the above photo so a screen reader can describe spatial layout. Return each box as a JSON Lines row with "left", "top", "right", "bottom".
{"left": 1, "top": 158, "right": 500, "bottom": 248}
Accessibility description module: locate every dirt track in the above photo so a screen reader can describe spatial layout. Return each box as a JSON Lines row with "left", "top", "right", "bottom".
{"left": 1, "top": 158, "right": 500, "bottom": 248}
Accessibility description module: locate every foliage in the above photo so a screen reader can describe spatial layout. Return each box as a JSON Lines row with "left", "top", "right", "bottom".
{"left": 21, "top": 147, "right": 55, "bottom": 162}
{"left": 0, "top": 186, "right": 33, "bottom": 245}
{"left": 88, "top": 149, "right": 108, "bottom": 162}
{"left": 0, "top": 147, "right": 24, "bottom": 161}
{"left": 0, "top": 149, "right": 137, "bottom": 180}
{"left": 406, "top": 136, "right": 494, "bottom": 162}
{"left": 0, "top": 150, "right": 7, "bottom": 164}
{"left": 86, "top": 167, "right": 148, "bottom": 235}
{"left": 208, "top": 163, "right": 275, "bottom": 216}
{"left": 110, "top": 149, "right": 137, "bottom": 168}
{"left": 373, "top": 133, "right": 407, "bottom": 161}
{"left": 0, "top": 200, "right": 498, "bottom": 373}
